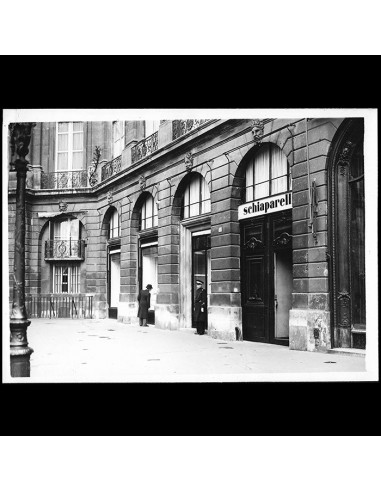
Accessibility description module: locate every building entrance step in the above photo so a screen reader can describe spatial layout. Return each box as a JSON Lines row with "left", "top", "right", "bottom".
{"left": 327, "top": 348, "right": 365, "bottom": 358}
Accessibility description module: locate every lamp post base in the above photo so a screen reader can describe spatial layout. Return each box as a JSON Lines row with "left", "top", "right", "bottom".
{"left": 10, "top": 319, "right": 33, "bottom": 378}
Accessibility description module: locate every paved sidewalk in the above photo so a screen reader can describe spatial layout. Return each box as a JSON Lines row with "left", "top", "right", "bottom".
{"left": 5, "top": 318, "right": 371, "bottom": 382}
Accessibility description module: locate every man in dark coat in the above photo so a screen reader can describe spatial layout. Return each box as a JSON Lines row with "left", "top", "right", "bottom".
{"left": 194, "top": 279, "right": 207, "bottom": 335}
{"left": 137, "top": 284, "right": 153, "bottom": 326}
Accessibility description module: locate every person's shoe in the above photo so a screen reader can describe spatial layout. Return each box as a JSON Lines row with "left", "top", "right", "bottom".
{"left": 143, "top": 324, "right": 149, "bottom": 327}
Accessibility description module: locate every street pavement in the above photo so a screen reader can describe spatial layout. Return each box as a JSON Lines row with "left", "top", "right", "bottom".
{"left": 4, "top": 318, "right": 371, "bottom": 382}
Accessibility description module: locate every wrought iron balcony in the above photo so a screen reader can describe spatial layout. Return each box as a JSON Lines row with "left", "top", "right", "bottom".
{"left": 131, "top": 131, "right": 158, "bottom": 164}
{"left": 45, "top": 239, "right": 86, "bottom": 261}
{"left": 101, "top": 155, "right": 122, "bottom": 181}
{"left": 172, "top": 120, "right": 208, "bottom": 140}
{"left": 41, "top": 170, "right": 89, "bottom": 189}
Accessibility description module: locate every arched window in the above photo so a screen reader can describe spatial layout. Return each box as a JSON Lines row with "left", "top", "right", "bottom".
{"left": 108, "top": 209, "right": 120, "bottom": 239}
{"left": 182, "top": 174, "right": 211, "bottom": 219}
{"left": 140, "top": 194, "right": 158, "bottom": 230}
{"left": 246, "top": 144, "right": 291, "bottom": 201}
{"left": 52, "top": 217, "right": 80, "bottom": 241}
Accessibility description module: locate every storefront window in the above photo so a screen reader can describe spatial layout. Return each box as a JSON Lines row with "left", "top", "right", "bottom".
{"left": 349, "top": 143, "right": 365, "bottom": 329}
{"left": 141, "top": 245, "right": 158, "bottom": 309}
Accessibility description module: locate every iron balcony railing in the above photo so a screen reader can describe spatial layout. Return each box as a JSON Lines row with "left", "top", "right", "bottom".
{"left": 172, "top": 120, "right": 209, "bottom": 140}
{"left": 26, "top": 294, "right": 93, "bottom": 319}
{"left": 45, "top": 239, "right": 86, "bottom": 260}
{"left": 131, "top": 131, "right": 159, "bottom": 164}
{"left": 41, "top": 170, "right": 89, "bottom": 189}
{"left": 101, "top": 155, "right": 122, "bottom": 181}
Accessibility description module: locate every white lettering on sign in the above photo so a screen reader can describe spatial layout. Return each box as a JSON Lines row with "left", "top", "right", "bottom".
{"left": 238, "top": 192, "right": 292, "bottom": 220}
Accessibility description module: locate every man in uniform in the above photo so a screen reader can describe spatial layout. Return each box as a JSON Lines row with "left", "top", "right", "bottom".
{"left": 194, "top": 279, "right": 207, "bottom": 335}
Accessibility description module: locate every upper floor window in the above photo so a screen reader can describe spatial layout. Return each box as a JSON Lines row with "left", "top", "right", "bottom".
{"left": 140, "top": 194, "right": 158, "bottom": 230}
{"left": 113, "top": 121, "right": 125, "bottom": 158}
{"left": 56, "top": 122, "right": 84, "bottom": 171}
{"left": 145, "top": 120, "right": 160, "bottom": 138}
{"left": 246, "top": 144, "right": 291, "bottom": 201}
{"left": 53, "top": 264, "right": 80, "bottom": 293}
{"left": 109, "top": 209, "right": 120, "bottom": 239}
{"left": 52, "top": 218, "right": 80, "bottom": 241}
{"left": 182, "top": 174, "right": 211, "bottom": 219}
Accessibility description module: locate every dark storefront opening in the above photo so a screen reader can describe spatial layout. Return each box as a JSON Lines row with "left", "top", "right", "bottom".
{"left": 191, "top": 234, "right": 211, "bottom": 329}
{"left": 139, "top": 237, "right": 158, "bottom": 325}
{"left": 108, "top": 248, "right": 120, "bottom": 319}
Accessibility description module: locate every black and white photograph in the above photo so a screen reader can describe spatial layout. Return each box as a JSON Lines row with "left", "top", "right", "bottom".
{"left": 2, "top": 108, "right": 378, "bottom": 383}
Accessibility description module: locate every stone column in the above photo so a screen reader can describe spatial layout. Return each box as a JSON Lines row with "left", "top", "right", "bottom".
{"left": 208, "top": 157, "right": 242, "bottom": 341}
{"left": 288, "top": 119, "right": 333, "bottom": 352}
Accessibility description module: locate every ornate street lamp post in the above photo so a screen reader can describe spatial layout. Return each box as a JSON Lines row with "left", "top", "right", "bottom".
{"left": 9, "top": 122, "right": 36, "bottom": 377}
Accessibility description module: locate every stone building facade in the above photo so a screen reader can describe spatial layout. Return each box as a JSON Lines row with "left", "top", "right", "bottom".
{"left": 7, "top": 117, "right": 366, "bottom": 352}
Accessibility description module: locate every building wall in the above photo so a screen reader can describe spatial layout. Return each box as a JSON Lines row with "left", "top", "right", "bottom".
{"left": 8, "top": 117, "right": 357, "bottom": 351}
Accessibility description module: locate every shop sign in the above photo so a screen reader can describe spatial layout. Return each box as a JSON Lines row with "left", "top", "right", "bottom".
{"left": 238, "top": 192, "right": 292, "bottom": 220}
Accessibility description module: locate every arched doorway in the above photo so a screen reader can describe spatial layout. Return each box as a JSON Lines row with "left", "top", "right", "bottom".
{"left": 238, "top": 143, "right": 293, "bottom": 344}
{"left": 136, "top": 192, "right": 158, "bottom": 325}
{"left": 328, "top": 118, "right": 365, "bottom": 349}
{"left": 173, "top": 172, "right": 211, "bottom": 331}
{"left": 103, "top": 207, "right": 121, "bottom": 319}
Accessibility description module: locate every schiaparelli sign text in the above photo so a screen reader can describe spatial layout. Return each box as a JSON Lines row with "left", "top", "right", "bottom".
{"left": 238, "top": 192, "right": 292, "bottom": 220}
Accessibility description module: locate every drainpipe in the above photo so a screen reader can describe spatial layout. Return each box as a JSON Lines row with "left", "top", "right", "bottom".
{"left": 287, "top": 123, "right": 296, "bottom": 180}
{"left": 305, "top": 119, "right": 318, "bottom": 244}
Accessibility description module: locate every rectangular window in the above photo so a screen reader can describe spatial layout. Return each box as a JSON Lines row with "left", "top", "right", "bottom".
{"left": 53, "top": 265, "right": 80, "bottom": 293}
{"left": 145, "top": 120, "right": 160, "bottom": 137}
{"left": 56, "top": 122, "right": 84, "bottom": 171}
{"left": 141, "top": 196, "right": 158, "bottom": 230}
{"left": 53, "top": 219, "right": 80, "bottom": 240}
{"left": 113, "top": 121, "right": 125, "bottom": 158}
{"left": 109, "top": 211, "right": 120, "bottom": 238}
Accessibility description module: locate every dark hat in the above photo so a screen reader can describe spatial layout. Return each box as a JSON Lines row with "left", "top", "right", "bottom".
{"left": 196, "top": 280, "right": 203, "bottom": 285}
{"left": 146, "top": 284, "right": 153, "bottom": 289}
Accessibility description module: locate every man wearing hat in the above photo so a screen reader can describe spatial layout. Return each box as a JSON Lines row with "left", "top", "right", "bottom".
{"left": 194, "top": 279, "right": 207, "bottom": 335}
{"left": 137, "top": 284, "right": 153, "bottom": 327}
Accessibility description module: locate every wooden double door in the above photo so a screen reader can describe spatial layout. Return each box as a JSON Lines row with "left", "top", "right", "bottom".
{"left": 241, "top": 211, "right": 293, "bottom": 344}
